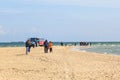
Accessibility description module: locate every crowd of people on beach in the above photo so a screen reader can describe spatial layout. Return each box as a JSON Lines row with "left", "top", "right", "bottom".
{"left": 60, "top": 42, "right": 91, "bottom": 46}
{"left": 25, "top": 39, "right": 53, "bottom": 55}
{"left": 79, "top": 42, "right": 91, "bottom": 46}
{"left": 25, "top": 39, "right": 91, "bottom": 55}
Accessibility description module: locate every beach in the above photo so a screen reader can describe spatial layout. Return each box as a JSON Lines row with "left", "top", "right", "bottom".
{"left": 0, "top": 46, "right": 120, "bottom": 80}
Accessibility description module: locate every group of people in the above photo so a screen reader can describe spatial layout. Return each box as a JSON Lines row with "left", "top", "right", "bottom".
{"left": 80, "top": 42, "right": 91, "bottom": 46}
{"left": 60, "top": 42, "right": 91, "bottom": 46}
{"left": 25, "top": 39, "right": 53, "bottom": 55}
{"left": 43, "top": 40, "right": 53, "bottom": 53}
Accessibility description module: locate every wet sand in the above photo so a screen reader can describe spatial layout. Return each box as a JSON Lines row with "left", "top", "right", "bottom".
{"left": 0, "top": 46, "right": 120, "bottom": 80}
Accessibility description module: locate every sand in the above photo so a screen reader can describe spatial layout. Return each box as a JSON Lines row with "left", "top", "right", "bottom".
{"left": 0, "top": 46, "right": 120, "bottom": 80}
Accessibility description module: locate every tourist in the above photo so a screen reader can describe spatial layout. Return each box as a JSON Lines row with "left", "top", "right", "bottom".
{"left": 25, "top": 39, "right": 31, "bottom": 55}
{"left": 48, "top": 41, "right": 53, "bottom": 53}
{"left": 44, "top": 40, "right": 48, "bottom": 53}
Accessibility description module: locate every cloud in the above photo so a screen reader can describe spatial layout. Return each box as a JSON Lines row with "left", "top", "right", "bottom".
{"left": 0, "top": 26, "right": 6, "bottom": 35}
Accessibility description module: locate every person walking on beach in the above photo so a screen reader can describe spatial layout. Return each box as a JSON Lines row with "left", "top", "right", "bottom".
{"left": 44, "top": 40, "right": 48, "bottom": 53}
{"left": 25, "top": 39, "right": 31, "bottom": 55}
{"left": 48, "top": 41, "right": 53, "bottom": 53}
{"left": 74, "top": 42, "right": 77, "bottom": 46}
{"left": 61, "top": 42, "right": 64, "bottom": 46}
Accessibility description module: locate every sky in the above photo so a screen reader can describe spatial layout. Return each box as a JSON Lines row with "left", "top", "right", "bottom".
{"left": 0, "top": 0, "right": 120, "bottom": 42}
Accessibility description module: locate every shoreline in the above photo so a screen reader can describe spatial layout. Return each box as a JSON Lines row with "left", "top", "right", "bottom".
{"left": 72, "top": 46, "right": 120, "bottom": 56}
{"left": 0, "top": 46, "right": 120, "bottom": 80}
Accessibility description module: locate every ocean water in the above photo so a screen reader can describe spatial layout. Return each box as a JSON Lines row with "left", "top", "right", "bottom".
{"left": 0, "top": 42, "right": 120, "bottom": 55}
{"left": 0, "top": 42, "right": 76, "bottom": 47}
{"left": 0, "top": 42, "right": 25, "bottom": 47}
{"left": 76, "top": 42, "right": 120, "bottom": 55}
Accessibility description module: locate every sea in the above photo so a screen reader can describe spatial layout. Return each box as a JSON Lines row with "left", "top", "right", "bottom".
{"left": 0, "top": 42, "right": 120, "bottom": 55}
{"left": 74, "top": 42, "right": 120, "bottom": 55}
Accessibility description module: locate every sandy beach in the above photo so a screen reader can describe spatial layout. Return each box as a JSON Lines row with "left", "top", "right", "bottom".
{"left": 0, "top": 46, "right": 120, "bottom": 80}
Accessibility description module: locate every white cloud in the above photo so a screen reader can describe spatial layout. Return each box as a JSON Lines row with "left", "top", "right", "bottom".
{"left": 0, "top": 26, "right": 6, "bottom": 35}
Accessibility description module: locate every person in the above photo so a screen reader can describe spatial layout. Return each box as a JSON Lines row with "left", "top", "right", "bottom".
{"left": 44, "top": 40, "right": 48, "bottom": 53}
{"left": 25, "top": 39, "right": 31, "bottom": 55}
{"left": 89, "top": 42, "right": 91, "bottom": 46}
{"left": 61, "top": 42, "right": 64, "bottom": 46}
{"left": 48, "top": 41, "right": 53, "bottom": 53}
{"left": 74, "top": 43, "right": 77, "bottom": 46}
